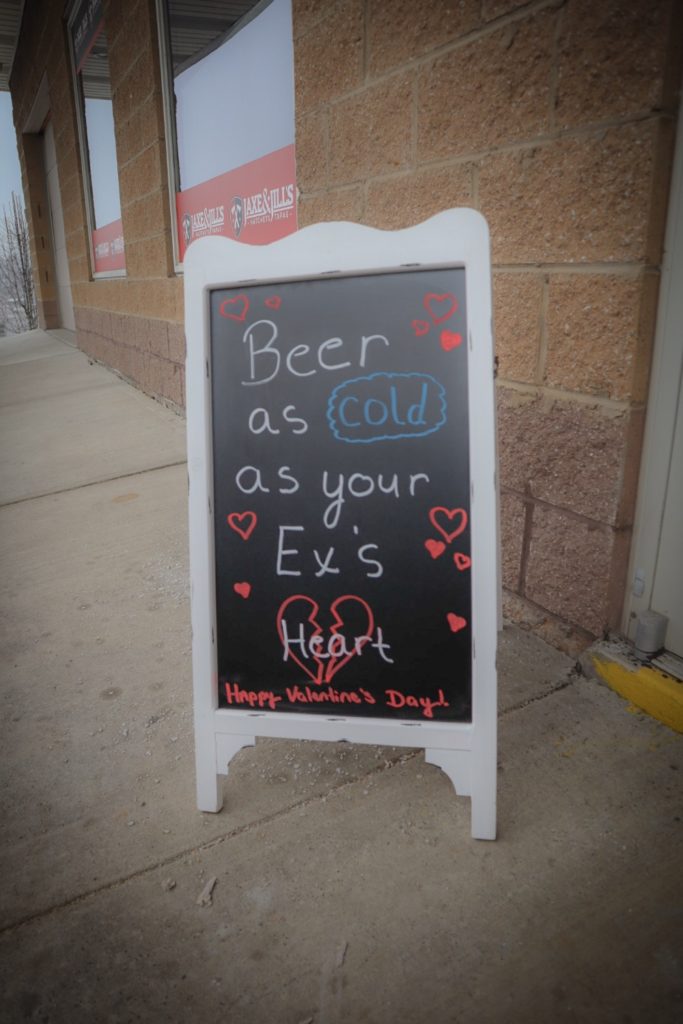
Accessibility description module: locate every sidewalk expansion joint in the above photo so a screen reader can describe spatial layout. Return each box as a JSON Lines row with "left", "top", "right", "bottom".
{"left": 0, "top": 381, "right": 121, "bottom": 410}
{"left": 1, "top": 681, "right": 582, "bottom": 934}
{"left": 0, "top": 460, "right": 188, "bottom": 508}
{"left": 0, "top": 750, "right": 418, "bottom": 936}
{"left": 499, "top": 672, "right": 579, "bottom": 716}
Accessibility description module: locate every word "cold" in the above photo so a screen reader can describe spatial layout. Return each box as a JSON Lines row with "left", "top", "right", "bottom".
{"left": 327, "top": 372, "right": 446, "bottom": 444}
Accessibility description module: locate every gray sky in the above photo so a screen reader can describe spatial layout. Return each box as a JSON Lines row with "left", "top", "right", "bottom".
{"left": 0, "top": 92, "right": 23, "bottom": 215}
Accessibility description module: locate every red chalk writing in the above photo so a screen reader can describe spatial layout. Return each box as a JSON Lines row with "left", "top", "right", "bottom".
{"left": 225, "top": 683, "right": 282, "bottom": 710}
{"left": 225, "top": 682, "right": 451, "bottom": 719}
{"left": 385, "top": 687, "right": 449, "bottom": 718}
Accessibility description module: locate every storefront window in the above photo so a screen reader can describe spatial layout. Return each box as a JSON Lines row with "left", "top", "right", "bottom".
{"left": 157, "top": 0, "right": 296, "bottom": 264}
{"left": 69, "top": 0, "right": 126, "bottom": 275}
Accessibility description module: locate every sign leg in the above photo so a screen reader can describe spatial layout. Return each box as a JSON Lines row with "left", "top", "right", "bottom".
{"left": 424, "top": 749, "right": 471, "bottom": 798}
{"left": 196, "top": 749, "right": 223, "bottom": 811}
{"left": 196, "top": 735, "right": 256, "bottom": 812}
{"left": 195, "top": 738, "right": 223, "bottom": 812}
{"left": 425, "top": 748, "right": 496, "bottom": 840}
{"left": 470, "top": 764, "right": 497, "bottom": 841}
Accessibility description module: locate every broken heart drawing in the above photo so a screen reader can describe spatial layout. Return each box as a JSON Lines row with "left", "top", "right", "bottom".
{"left": 276, "top": 594, "right": 375, "bottom": 685}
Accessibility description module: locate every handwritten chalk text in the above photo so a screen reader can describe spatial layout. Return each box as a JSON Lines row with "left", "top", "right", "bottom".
{"left": 279, "top": 620, "right": 394, "bottom": 664}
{"left": 241, "top": 319, "right": 389, "bottom": 385}
{"left": 385, "top": 687, "right": 450, "bottom": 718}
{"left": 327, "top": 372, "right": 447, "bottom": 444}
{"left": 224, "top": 682, "right": 451, "bottom": 718}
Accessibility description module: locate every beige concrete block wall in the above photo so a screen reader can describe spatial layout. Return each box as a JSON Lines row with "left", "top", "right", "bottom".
{"left": 10, "top": 1, "right": 83, "bottom": 331}
{"left": 76, "top": 0, "right": 185, "bottom": 409}
{"left": 10, "top": 0, "right": 185, "bottom": 409}
{"left": 294, "top": 0, "right": 683, "bottom": 651}
{"left": 21, "top": 133, "right": 59, "bottom": 330}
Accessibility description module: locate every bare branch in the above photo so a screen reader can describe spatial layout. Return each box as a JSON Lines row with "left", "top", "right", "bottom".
{"left": 0, "top": 191, "right": 38, "bottom": 335}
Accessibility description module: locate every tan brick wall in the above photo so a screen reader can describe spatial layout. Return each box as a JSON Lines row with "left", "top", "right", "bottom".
{"left": 294, "top": 0, "right": 683, "bottom": 650}
{"left": 10, "top": 0, "right": 183, "bottom": 410}
{"left": 11, "top": 1, "right": 82, "bottom": 331}
{"left": 21, "top": 133, "right": 59, "bottom": 330}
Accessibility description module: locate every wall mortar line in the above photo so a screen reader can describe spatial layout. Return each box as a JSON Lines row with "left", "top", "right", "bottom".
{"left": 537, "top": 273, "right": 550, "bottom": 385}
{"left": 500, "top": 485, "right": 630, "bottom": 532}
{"left": 496, "top": 378, "right": 642, "bottom": 413}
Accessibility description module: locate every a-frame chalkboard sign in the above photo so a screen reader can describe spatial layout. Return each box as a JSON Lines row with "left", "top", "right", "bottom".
{"left": 184, "top": 210, "right": 498, "bottom": 839}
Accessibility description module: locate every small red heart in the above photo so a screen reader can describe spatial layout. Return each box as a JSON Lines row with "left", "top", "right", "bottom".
{"left": 440, "top": 330, "right": 463, "bottom": 352}
{"left": 425, "top": 539, "right": 446, "bottom": 559}
{"left": 227, "top": 511, "right": 257, "bottom": 541}
{"left": 219, "top": 294, "right": 249, "bottom": 321}
{"left": 424, "top": 292, "right": 458, "bottom": 325}
{"left": 411, "top": 319, "right": 430, "bottom": 337}
{"left": 234, "top": 582, "right": 251, "bottom": 599}
{"left": 447, "top": 613, "right": 467, "bottom": 633}
{"left": 453, "top": 552, "right": 471, "bottom": 571}
{"left": 265, "top": 296, "right": 281, "bottom": 310}
{"left": 429, "top": 507, "right": 468, "bottom": 544}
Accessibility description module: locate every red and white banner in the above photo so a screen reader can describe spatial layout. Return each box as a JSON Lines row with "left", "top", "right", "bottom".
{"left": 71, "top": 0, "right": 104, "bottom": 72}
{"left": 175, "top": 144, "right": 297, "bottom": 261}
{"left": 92, "top": 218, "right": 125, "bottom": 273}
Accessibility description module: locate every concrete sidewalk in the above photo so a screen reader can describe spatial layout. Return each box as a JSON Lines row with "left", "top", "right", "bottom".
{"left": 0, "top": 330, "right": 680, "bottom": 1024}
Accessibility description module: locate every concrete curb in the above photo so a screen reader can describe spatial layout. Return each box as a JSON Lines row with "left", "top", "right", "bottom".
{"left": 581, "top": 638, "right": 683, "bottom": 733}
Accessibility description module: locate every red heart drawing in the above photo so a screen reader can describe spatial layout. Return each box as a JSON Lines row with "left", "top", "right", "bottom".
{"left": 429, "top": 507, "right": 468, "bottom": 544}
{"left": 234, "top": 582, "right": 252, "bottom": 599}
{"left": 265, "top": 296, "right": 281, "bottom": 310}
{"left": 440, "top": 329, "right": 463, "bottom": 352}
{"left": 219, "top": 294, "right": 249, "bottom": 321}
{"left": 411, "top": 319, "right": 430, "bottom": 336}
{"left": 424, "top": 292, "right": 458, "bottom": 325}
{"left": 276, "top": 594, "right": 374, "bottom": 685}
{"left": 425, "top": 538, "right": 446, "bottom": 559}
{"left": 453, "top": 552, "right": 471, "bottom": 571}
{"left": 447, "top": 613, "right": 468, "bottom": 633}
{"left": 227, "top": 511, "right": 257, "bottom": 541}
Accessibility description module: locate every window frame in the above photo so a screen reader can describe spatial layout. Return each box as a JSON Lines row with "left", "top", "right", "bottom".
{"left": 66, "top": 0, "right": 127, "bottom": 280}
{"left": 155, "top": 0, "right": 183, "bottom": 271}
{"left": 155, "top": 0, "right": 284, "bottom": 273}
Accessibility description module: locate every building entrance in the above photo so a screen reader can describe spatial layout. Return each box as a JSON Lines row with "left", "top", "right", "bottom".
{"left": 42, "top": 118, "right": 75, "bottom": 331}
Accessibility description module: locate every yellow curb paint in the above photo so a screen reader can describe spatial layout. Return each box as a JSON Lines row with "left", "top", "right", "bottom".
{"left": 592, "top": 656, "right": 683, "bottom": 734}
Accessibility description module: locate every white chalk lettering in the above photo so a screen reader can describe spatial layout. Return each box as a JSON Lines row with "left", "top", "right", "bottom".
{"left": 242, "top": 320, "right": 279, "bottom": 385}
{"left": 242, "top": 327, "right": 389, "bottom": 384}
{"left": 276, "top": 526, "right": 304, "bottom": 576}
{"left": 282, "top": 405, "right": 308, "bottom": 434}
{"left": 236, "top": 465, "right": 270, "bottom": 494}
{"left": 248, "top": 407, "right": 279, "bottom": 435}
{"left": 313, "top": 547, "right": 340, "bottom": 578}
{"left": 277, "top": 466, "right": 300, "bottom": 494}
{"left": 321, "top": 470, "right": 431, "bottom": 528}
{"left": 318, "top": 337, "right": 351, "bottom": 372}
{"left": 280, "top": 621, "right": 394, "bottom": 664}
{"left": 358, "top": 543, "right": 383, "bottom": 578}
{"left": 360, "top": 334, "right": 389, "bottom": 367}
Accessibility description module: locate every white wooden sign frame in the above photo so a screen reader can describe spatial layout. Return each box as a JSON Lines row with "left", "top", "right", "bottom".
{"left": 184, "top": 209, "right": 498, "bottom": 839}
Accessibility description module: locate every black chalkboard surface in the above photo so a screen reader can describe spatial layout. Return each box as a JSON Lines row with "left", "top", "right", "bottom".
{"left": 209, "top": 268, "right": 472, "bottom": 722}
